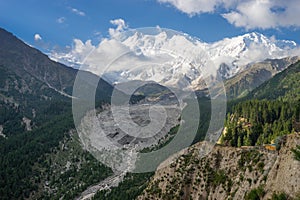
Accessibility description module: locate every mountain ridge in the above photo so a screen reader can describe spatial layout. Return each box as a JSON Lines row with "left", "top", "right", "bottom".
{"left": 224, "top": 56, "right": 299, "bottom": 99}
{"left": 51, "top": 30, "right": 300, "bottom": 92}
{"left": 0, "top": 27, "right": 114, "bottom": 136}
{"left": 247, "top": 60, "right": 300, "bottom": 100}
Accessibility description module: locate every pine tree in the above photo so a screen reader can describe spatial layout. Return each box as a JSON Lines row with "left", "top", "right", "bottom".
{"left": 237, "top": 136, "right": 242, "bottom": 147}
{"left": 244, "top": 132, "right": 251, "bottom": 146}
{"left": 291, "top": 145, "right": 300, "bottom": 161}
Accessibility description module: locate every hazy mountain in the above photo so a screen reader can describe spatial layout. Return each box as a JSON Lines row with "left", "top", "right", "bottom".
{"left": 248, "top": 60, "right": 300, "bottom": 100}
{"left": 224, "top": 56, "right": 299, "bottom": 99}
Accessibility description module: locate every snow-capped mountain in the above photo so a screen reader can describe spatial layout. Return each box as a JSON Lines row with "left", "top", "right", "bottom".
{"left": 51, "top": 30, "right": 299, "bottom": 90}
{"left": 206, "top": 32, "right": 298, "bottom": 78}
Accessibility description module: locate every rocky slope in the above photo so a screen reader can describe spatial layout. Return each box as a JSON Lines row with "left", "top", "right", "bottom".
{"left": 224, "top": 56, "right": 299, "bottom": 99}
{"left": 248, "top": 60, "right": 300, "bottom": 100}
{"left": 138, "top": 133, "right": 300, "bottom": 200}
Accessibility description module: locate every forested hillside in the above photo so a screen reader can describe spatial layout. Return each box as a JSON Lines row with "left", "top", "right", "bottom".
{"left": 0, "top": 28, "right": 115, "bottom": 199}
{"left": 221, "top": 100, "right": 300, "bottom": 147}
{"left": 221, "top": 61, "right": 300, "bottom": 147}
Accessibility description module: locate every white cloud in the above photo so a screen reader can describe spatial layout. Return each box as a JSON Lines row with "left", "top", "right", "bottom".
{"left": 70, "top": 7, "right": 86, "bottom": 16}
{"left": 158, "top": 0, "right": 300, "bottom": 29}
{"left": 158, "top": 0, "right": 222, "bottom": 15}
{"left": 109, "top": 18, "right": 128, "bottom": 38}
{"left": 222, "top": 1, "right": 276, "bottom": 29}
{"left": 34, "top": 34, "right": 42, "bottom": 41}
{"left": 51, "top": 19, "right": 130, "bottom": 70}
{"left": 50, "top": 39, "right": 95, "bottom": 68}
{"left": 57, "top": 17, "right": 66, "bottom": 24}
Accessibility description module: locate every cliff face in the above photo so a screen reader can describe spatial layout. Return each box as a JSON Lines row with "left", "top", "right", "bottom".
{"left": 138, "top": 133, "right": 300, "bottom": 200}
{"left": 264, "top": 133, "right": 300, "bottom": 199}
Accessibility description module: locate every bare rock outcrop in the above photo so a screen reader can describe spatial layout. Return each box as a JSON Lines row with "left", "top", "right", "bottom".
{"left": 138, "top": 133, "right": 300, "bottom": 200}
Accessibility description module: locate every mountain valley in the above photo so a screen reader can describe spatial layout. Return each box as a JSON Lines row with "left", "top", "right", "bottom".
{"left": 0, "top": 27, "right": 300, "bottom": 200}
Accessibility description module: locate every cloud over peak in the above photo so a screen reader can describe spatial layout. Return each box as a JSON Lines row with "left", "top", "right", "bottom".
{"left": 109, "top": 18, "right": 128, "bottom": 38}
{"left": 49, "top": 21, "right": 300, "bottom": 82}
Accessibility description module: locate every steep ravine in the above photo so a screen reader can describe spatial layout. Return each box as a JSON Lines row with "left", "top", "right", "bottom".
{"left": 138, "top": 133, "right": 300, "bottom": 200}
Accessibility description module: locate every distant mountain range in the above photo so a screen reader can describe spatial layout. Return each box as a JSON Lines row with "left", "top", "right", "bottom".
{"left": 52, "top": 29, "right": 300, "bottom": 93}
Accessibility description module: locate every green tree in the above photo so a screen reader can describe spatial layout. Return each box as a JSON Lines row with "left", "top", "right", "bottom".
{"left": 245, "top": 186, "right": 265, "bottom": 200}
{"left": 291, "top": 145, "right": 300, "bottom": 161}
{"left": 237, "top": 136, "right": 242, "bottom": 147}
{"left": 271, "top": 192, "right": 288, "bottom": 200}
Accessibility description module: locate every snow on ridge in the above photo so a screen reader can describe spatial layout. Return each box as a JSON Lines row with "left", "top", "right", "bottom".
{"left": 50, "top": 30, "right": 299, "bottom": 89}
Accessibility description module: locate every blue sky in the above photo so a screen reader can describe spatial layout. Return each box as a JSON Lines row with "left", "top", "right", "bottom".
{"left": 1, "top": 0, "right": 300, "bottom": 50}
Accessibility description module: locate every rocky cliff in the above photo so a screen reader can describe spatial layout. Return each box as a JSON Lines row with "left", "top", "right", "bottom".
{"left": 138, "top": 133, "right": 300, "bottom": 200}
